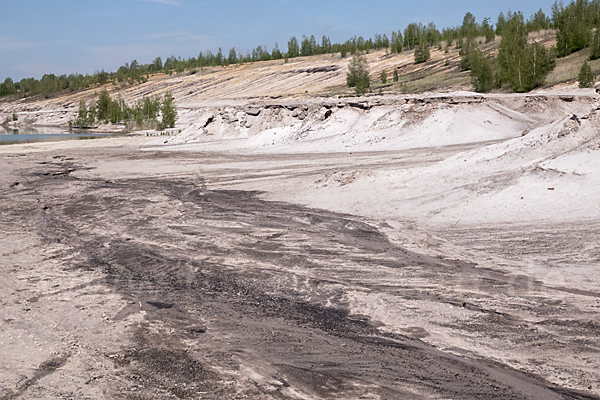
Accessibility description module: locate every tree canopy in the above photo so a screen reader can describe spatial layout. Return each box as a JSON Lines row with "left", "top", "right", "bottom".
{"left": 579, "top": 61, "right": 595, "bottom": 87}
{"left": 346, "top": 54, "right": 370, "bottom": 95}
{"left": 496, "top": 12, "right": 555, "bottom": 92}
{"left": 71, "top": 91, "right": 177, "bottom": 130}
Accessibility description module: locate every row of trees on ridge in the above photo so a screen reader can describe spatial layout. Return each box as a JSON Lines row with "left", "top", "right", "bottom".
{"left": 1, "top": 0, "right": 599, "bottom": 98}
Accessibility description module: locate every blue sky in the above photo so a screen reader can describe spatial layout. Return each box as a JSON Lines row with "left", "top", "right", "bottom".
{"left": 1, "top": 0, "right": 557, "bottom": 81}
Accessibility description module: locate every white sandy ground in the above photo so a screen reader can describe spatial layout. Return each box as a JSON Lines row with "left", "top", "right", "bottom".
{"left": 2, "top": 87, "right": 600, "bottom": 395}
{"left": 146, "top": 89, "right": 600, "bottom": 228}
{"left": 145, "top": 88, "right": 600, "bottom": 393}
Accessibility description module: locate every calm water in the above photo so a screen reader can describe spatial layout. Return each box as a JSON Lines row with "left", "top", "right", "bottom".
{"left": 0, "top": 126, "right": 113, "bottom": 145}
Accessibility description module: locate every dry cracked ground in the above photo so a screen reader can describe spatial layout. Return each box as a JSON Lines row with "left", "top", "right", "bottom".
{"left": 1, "top": 141, "right": 600, "bottom": 400}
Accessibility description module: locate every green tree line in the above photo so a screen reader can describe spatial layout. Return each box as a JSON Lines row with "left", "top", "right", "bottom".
{"left": 71, "top": 90, "right": 177, "bottom": 130}
{"left": 465, "top": 0, "right": 600, "bottom": 93}
{"left": 347, "top": 8, "right": 560, "bottom": 94}
{"left": 2, "top": 1, "right": 597, "bottom": 99}
{"left": 456, "top": 11, "right": 555, "bottom": 93}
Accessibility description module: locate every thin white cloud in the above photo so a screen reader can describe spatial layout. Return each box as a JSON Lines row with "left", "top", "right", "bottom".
{"left": 0, "top": 36, "right": 37, "bottom": 52}
{"left": 134, "top": 0, "right": 184, "bottom": 7}
{"left": 143, "top": 31, "right": 211, "bottom": 43}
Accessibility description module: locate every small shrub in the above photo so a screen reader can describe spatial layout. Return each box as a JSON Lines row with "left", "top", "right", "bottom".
{"left": 579, "top": 62, "right": 595, "bottom": 88}
{"left": 75, "top": 100, "right": 90, "bottom": 127}
{"left": 380, "top": 70, "right": 387, "bottom": 84}
{"left": 414, "top": 42, "right": 430, "bottom": 64}
{"left": 159, "top": 92, "right": 178, "bottom": 129}
{"left": 12, "top": 112, "right": 18, "bottom": 121}
{"left": 346, "top": 54, "right": 370, "bottom": 95}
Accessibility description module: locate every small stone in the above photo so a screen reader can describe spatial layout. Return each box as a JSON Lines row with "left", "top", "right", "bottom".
{"left": 185, "top": 324, "right": 207, "bottom": 333}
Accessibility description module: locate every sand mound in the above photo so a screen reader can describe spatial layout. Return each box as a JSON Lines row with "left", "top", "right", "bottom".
{"left": 159, "top": 94, "right": 568, "bottom": 152}
{"left": 149, "top": 92, "right": 600, "bottom": 227}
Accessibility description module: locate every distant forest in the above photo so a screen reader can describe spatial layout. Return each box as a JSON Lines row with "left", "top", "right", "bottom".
{"left": 1, "top": 0, "right": 600, "bottom": 98}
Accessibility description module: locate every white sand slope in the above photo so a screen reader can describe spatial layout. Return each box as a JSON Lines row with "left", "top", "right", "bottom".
{"left": 163, "top": 95, "right": 535, "bottom": 151}
{"left": 154, "top": 91, "right": 600, "bottom": 227}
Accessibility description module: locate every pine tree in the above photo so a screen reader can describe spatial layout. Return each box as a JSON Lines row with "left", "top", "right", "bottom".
{"left": 527, "top": 42, "right": 555, "bottom": 89}
{"left": 414, "top": 41, "right": 430, "bottom": 64}
{"left": 228, "top": 48, "right": 237, "bottom": 65}
{"left": 160, "top": 92, "right": 178, "bottom": 129}
{"left": 391, "top": 31, "right": 403, "bottom": 53}
{"left": 404, "top": 23, "right": 424, "bottom": 50}
{"left": 482, "top": 18, "right": 495, "bottom": 43}
{"left": 496, "top": 12, "right": 507, "bottom": 35}
{"left": 497, "top": 13, "right": 555, "bottom": 92}
{"left": 591, "top": 30, "right": 600, "bottom": 60}
{"left": 380, "top": 70, "right": 387, "bottom": 84}
{"left": 0, "top": 78, "right": 17, "bottom": 96}
{"left": 272, "top": 43, "right": 283, "bottom": 60}
{"left": 321, "top": 36, "right": 332, "bottom": 53}
{"left": 87, "top": 100, "right": 97, "bottom": 126}
{"left": 152, "top": 57, "right": 163, "bottom": 72}
{"left": 470, "top": 50, "right": 494, "bottom": 92}
{"left": 75, "top": 100, "right": 88, "bottom": 127}
{"left": 108, "top": 96, "right": 124, "bottom": 124}
{"left": 527, "top": 8, "right": 550, "bottom": 32}
{"left": 425, "top": 22, "right": 440, "bottom": 46}
{"left": 381, "top": 34, "right": 390, "bottom": 49}
{"left": 287, "top": 36, "right": 300, "bottom": 58}
{"left": 175, "top": 60, "right": 185, "bottom": 75}
{"left": 346, "top": 54, "right": 370, "bottom": 95}
{"left": 216, "top": 48, "right": 224, "bottom": 66}
{"left": 310, "top": 35, "right": 318, "bottom": 54}
{"left": 459, "top": 36, "right": 478, "bottom": 70}
{"left": 301, "top": 35, "right": 313, "bottom": 56}
{"left": 393, "top": 69, "right": 399, "bottom": 82}
{"left": 555, "top": 0, "right": 591, "bottom": 57}
{"left": 97, "top": 90, "right": 111, "bottom": 123}
{"left": 579, "top": 61, "right": 595, "bottom": 88}
{"left": 461, "top": 12, "right": 477, "bottom": 38}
